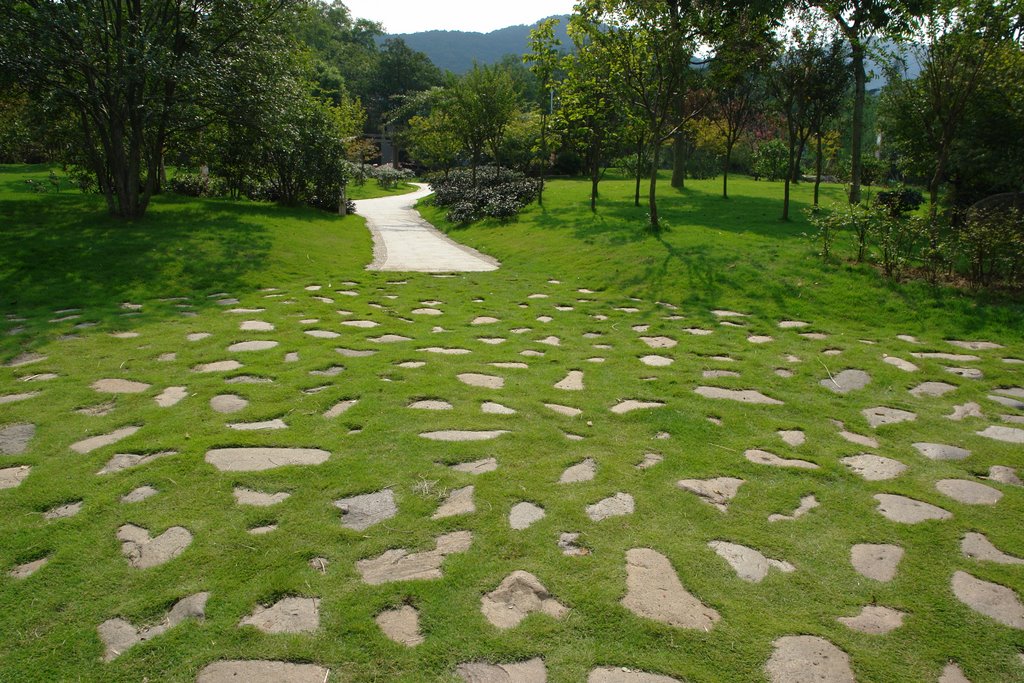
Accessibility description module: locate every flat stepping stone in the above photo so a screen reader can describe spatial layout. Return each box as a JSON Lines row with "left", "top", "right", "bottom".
{"left": 117, "top": 524, "right": 192, "bottom": 568}
{"left": 910, "top": 381, "right": 956, "bottom": 397}
{"left": 509, "top": 502, "right": 545, "bottom": 529}
{"left": 335, "top": 347, "right": 376, "bottom": 357}
{"left": 946, "top": 367, "right": 982, "bottom": 379}
{"left": 961, "top": 532, "right": 1024, "bottom": 564}
{"left": 521, "top": 350, "right": 545, "bottom": 357}
{"left": 851, "top": 544, "right": 903, "bottom": 582}
{"left": 676, "top": 478, "right": 744, "bottom": 512}
{"left": 708, "top": 541, "right": 794, "bottom": 582}
{"left": 778, "top": 430, "right": 805, "bottom": 447}
{"left": 559, "top": 532, "right": 589, "bottom": 556}
{"left": 310, "top": 366, "right": 345, "bottom": 377}
{"left": 227, "top": 419, "right": 287, "bottom": 431}
{"left": 477, "top": 337, "right": 505, "bottom": 345}
{"left": 703, "top": 369, "right": 739, "bottom": 378}
{"left": 862, "top": 406, "right": 917, "bottom": 428}
{"left": 305, "top": 329, "right": 340, "bottom": 338}
{"left": 9, "top": 556, "right": 48, "bottom": 579}
{"left": 225, "top": 375, "right": 271, "bottom": 384}
{"left": 778, "top": 320, "right": 809, "bottom": 329}
{"left": 410, "top": 399, "right": 452, "bottom": 410}
{"left": 951, "top": 571, "right": 1024, "bottom": 628}
{"left": 376, "top": 605, "right": 423, "bottom": 646}
{"left": 451, "top": 457, "right": 498, "bottom": 474}
{"left": 205, "top": 447, "right": 329, "bottom": 472}
{"left": 0, "top": 392, "right": 40, "bottom": 405}
{"left": 341, "top": 320, "right": 378, "bottom": 328}
{"left": 249, "top": 524, "right": 277, "bottom": 535}
{"left": 769, "top": 494, "right": 819, "bottom": 522}
{"left": 747, "top": 335, "right": 773, "bottom": 344}
{"left": 831, "top": 421, "right": 879, "bottom": 448}
{"left": 121, "top": 486, "right": 159, "bottom": 503}
{"left": 554, "top": 370, "right": 584, "bottom": 390}
{"left": 92, "top": 379, "right": 150, "bottom": 393}
{"left": 458, "top": 373, "right": 504, "bottom": 389}
{"left": 44, "top": 501, "right": 83, "bottom": 519}
{"left": 420, "top": 347, "right": 471, "bottom": 355}
{"left": 842, "top": 454, "right": 907, "bottom": 480}
{"left": 356, "top": 530, "right": 472, "bottom": 584}
{"left": 545, "top": 403, "right": 582, "bottom": 417}
{"left": 586, "top": 492, "right": 634, "bottom": 521}
{"left": 421, "top": 430, "right": 508, "bottom": 442}
{"left": 775, "top": 368, "right": 793, "bottom": 378}
{"left": 98, "top": 592, "right": 208, "bottom": 661}
{"left": 976, "top": 425, "right": 1024, "bottom": 443}
{"left": 939, "top": 663, "right": 971, "bottom": 683}
{"left": 154, "top": 386, "right": 187, "bottom": 408}
{"left": 186, "top": 332, "right": 212, "bottom": 341}
{"left": 537, "top": 335, "right": 560, "bottom": 346}
{"left": 641, "top": 355, "right": 673, "bottom": 367}
{"left": 240, "top": 596, "right": 319, "bottom": 634}
{"left": 398, "top": 361, "right": 427, "bottom": 369}
{"left": 611, "top": 400, "right": 664, "bottom": 414}
{"left": 637, "top": 453, "right": 663, "bottom": 469}
{"left": 883, "top": 356, "right": 919, "bottom": 372}
{"left": 490, "top": 362, "right": 528, "bottom": 369}
{"left": 481, "top": 401, "right": 515, "bottom": 415}
{"left": 335, "top": 489, "right": 397, "bottom": 530}
{"left": 192, "top": 360, "right": 242, "bottom": 372}
{"left": 6, "top": 352, "right": 47, "bottom": 367}
{"left": 560, "top": 458, "right": 596, "bottom": 483}
{"left": 622, "top": 548, "right": 720, "bottom": 629}
{"left": 912, "top": 352, "right": 980, "bottom": 361}
{"left": 433, "top": 485, "right": 475, "bottom": 519}
{"left": 695, "top": 387, "right": 782, "bottom": 404}
{"left": 712, "top": 309, "right": 747, "bottom": 317}
{"left": 988, "top": 394, "right": 1024, "bottom": 410}
{"left": 745, "top": 449, "right": 818, "bottom": 469}
{"left": 196, "top": 660, "right": 329, "bottom": 683}
{"left": 837, "top": 605, "right": 905, "bottom": 634}
{"left": 324, "top": 399, "right": 358, "bottom": 418}
{"left": 472, "top": 316, "right": 499, "bottom": 325}
{"left": 240, "top": 320, "right": 274, "bottom": 331}
{"left": 683, "top": 327, "right": 713, "bottom": 335}
{"left": 71, "top": 425, "right": 140, "bottom": 454}
{"left": 589, "top": 668, "right": 682, "bottom": 682}
{"left": 211, "top": 395, "right": 247, "bottom": 414}
{"left": 948, "top": 340, "right": 1002, "bottom": 350}
{"left": 986, "top": 465, "right": 1022, "bottom": 486}
{"left": 874, "top": 494, "right": 952, "bottom": 523}
{"left": 914, "top": 442, "right": 970, "bottom": 461}
{"left": 936, "top": 479, "right": 1002, "bottom": 505}
{"left": 766, "top": 636, "right": 854, "bottom": 683}
{"left": 480, "top": 570, "right": 568, "bottom": 629}
{"left": 456, "top": 658, "right": 546, "bottom": 682}
{"left": 228, "top": 340, "right": 278, "bottom": 352}
{"left": 0, "top": 423, "right": 34, "bottom": 455}
{"left": 370, "top": 334, "right": 412, "bottom": 343}
{"left": 234, "top": 488, "right": 290, "bottom": 507}
{"left": 97, "top": 450, "right": 174, "bottom": 475}
{"left": 640, "top": 336, "right": 677, "bottom": 349}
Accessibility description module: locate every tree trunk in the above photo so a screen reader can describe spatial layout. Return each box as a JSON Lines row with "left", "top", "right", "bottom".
{"left": 723, "top": 141, "right": 733, "bottom": 200}
{"left": 850, "top": 41, "right": 866, "bottom": 205}
{"left": 782, "top": 132, "right": 795, "bottom": 221}
{"left": 648, "top": 144, "right": 660, "bottom": 231}
{"left": 671, "top": 135, "right": 686, "bottom": 189}
{"left": 538, "top": 111, "right": 547, "bottom": 207}
{"left": 793, "top": 137, "right": 807, "bottom": 182}
{"left": 813, "top": 133, "right": 823, "bottom": 208}
{"left": 634, "top": 136, "right": 643, "bottom": 207}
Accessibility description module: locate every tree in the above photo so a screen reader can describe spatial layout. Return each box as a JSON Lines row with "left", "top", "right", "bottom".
{"left": 1, "top": 0, "right": 298, "bottom": 219}
{"left": 405, "top": 110, "right": 461, "bottom": 177}
{"left": 446, "top": 65, "right": 521, "bottom": 185}
{"left": 525, "top": 18, "right": 563, "bottom": 206}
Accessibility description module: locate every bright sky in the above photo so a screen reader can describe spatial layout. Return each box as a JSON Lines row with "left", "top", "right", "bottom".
{"left": 343, "top": 0, "right": 577, "bottom": 34}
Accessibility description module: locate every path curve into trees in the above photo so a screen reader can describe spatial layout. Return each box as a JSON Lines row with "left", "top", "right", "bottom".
{"left": 359, "top": 184, "right": 499, "bottom": 273}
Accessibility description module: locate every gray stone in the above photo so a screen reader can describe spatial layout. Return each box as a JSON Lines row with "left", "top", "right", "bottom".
{"left": 324, "top": 399, "right": 358, "bottom": 418}
{"left": 205, "top": 448, "right": 329, "bottom": 472}
{"left": 376, "top": 605, "right": 423, "bottom": 646}
{"left": 227, "top": 419, "right": 287, "bottom": 431}
{"left": 939, "top": 663, "right": 971, "bottom": 683}
{"left": 481, "top": 401, "right": 515, "bottom": 415}
{"left": 451, "top": 458, "right": 498, "bottom": 475}
{"left": 0, "top": 423, "right": 34, "bottom": 455}
{"left": 622, "top": 548, "right": 719, "bottom": 630}
{"left": 559, "top": 533, "right": 589, "bottom": 556}
{"left": 850, "top": 544, "right": 903, "bottom": 582}
{"left": 545, "top": 403, "right": 582, "bottom": 417}
{"left": 0, "top": 465, "right": 30, "bottom": 489}
{"left": 6, "top": 352, "right": 47, "bottom": 367}
{"left": 913, "top": 442, "right": 970, "bottom": 461}
{"left": 421, "top": 430, "right": 509, "bottom": 442}
{"left": 154, "top": 386, "right": 187, "bottom": 408}
{"left": 92, "top": 378, "right": 150, "bottom": 394}
{"left": 883, "top": 356, "right": 919, "bottom": 372}
{"left": 909, "top": 381, "right": 956, "bottom": 398}
{"left": 765, "top": 636, "right": 854, "bottom": 683}
{"left": 708, "top": 541, "right": 795, "bottom": 582}
{"left": 121, "top": 486, "right": 158, "bottom": 503}
{"left": 370, "top": 334, "right": 412, "bottom": 343}
{"left": 480, "top": 571, "right": 568, "bottom": 629}
{"left": 640, "top": 336, "right": 677, "bottom": 349}
{"left": 410, "top": 399, "right": 453, "bottom": 410}
{"left": 641, "top": 355, "right": 674, "bottom": 367}
{"left": 336, "top": 489, "right": 397, "bottom": 530}
{"left": 356, "top": 531, "right": 472, "bottom": 584}
{"left": 589, "top": 668, "right": 681, "bottom": 682}
{"left": 610, "top": 400, "right": 665, "bottom": 414}
{"left": 98, "top": 592, "right": 208, "bottom": 661}
{"left": 936, "top": 479, "right": 1002, "bottom": 505}
{"left": 240, "top": 320, "right": 274, "bottom": 331}
{"left": 97, "top": 450, "right": 174, "bottom": 475}
{"left": 458, "top": 373, "right": 504, "bottom": 389}
{"left": 433, "top": 486, "right": 475, "bottom": 519}
{"left": 694, "top": 387, "right": 782, "bottom": 404}
{"left": 841, "top": 454, "right": 907, "bottom": 481}
{"left": 9, "top": 556, "right": 47, "bottom": 579}
{"left": 192, "top": 360, "right": 243, "bottom": 373}
{"left": 586, "top": 492, "right": 634, "bottom": 521}
{"left": 196, "top": 661, "right": 329, "bottom": 683}
{"left": 745, "top": 449, "right": 818, "bottom": 469}
{"left": 637, "top": 453, "right": 663, "bottom": 469}
{"left": 228, "top": 340, "right": 278, "bottom": 352}
{"left": 240, "top": 597, "right": 319, "bottom": 634}
{"left": 554, "top": 370, "right": 584, "bottom": 390}
{"left": 951, "top": 571, "right": 1024, "bottom": 628}
{"left": 976, "top": 425, "right": 1024, "bottom": 443}
{"left": 945, "top": 367, "right": 983, "bottom": 379}
{"left": 117, "top": 524, "right": 192, "bottom": 568}
{"left": 0, "top": 392, "right": 40, "bottom": 405}
{"left": 456, "top": 658, "right": 547, "bottom": 683}
{"left": 676, "top": 478, "right": 744, "bottom": 512}
{"left": 873, "top": 494, "right": 952, "bottom": 523}
{"left": 948, "top": 340, "right": 1002, "bottom": 350}
{"left": 961, "top": 533, "right": 1024, "bottom": 564}
{"left": 912, "top": 352, "right": 980, "bottom": 361}
{"left": 335, "top": 347, "right": 376, "bottom": 357}
{"left": 778, "top": 430, "right": 805, "bottom": 447}
{"left": 235, "top": 488, "right": 290, "bottom": 507}
{"left": 210, "top": 394, "right": 248, "bottom": 414}
{"left": 703, "top": 370, "right": 739, "bottom": 378}
{"left": 769, "top": 495, "right": 819, "bottom": 522}
{"left": 509, "top": 502, "right": 545, "bottom": 530}
{"left": 862, "top": 406, "right": 917, "bottom": 428}
{"left": 44, "top": 501, "right": 82, "bottom": 520}
{"left": 986, "top": 466, "right": 1022, "bottom": 486}
{"left": 559, "top": 458, "right": 596, "bottom": 483}
{"left": 837, "top": 605, "right": 905, "bottom": 634}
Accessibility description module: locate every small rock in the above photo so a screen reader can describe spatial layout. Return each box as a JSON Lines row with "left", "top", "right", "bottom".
{"left": 745, "top": 449, "right": 818, "bottom": 469}
{"left": 768, "top": 495, "right": 819, "bottom": 522}
{"left": 961, "top": 532, "right": 1024, "bottom": 564}
{"left": 456, "top": 658, "right": 547, "bottom": 683}
{"left": 196, "top": 660, "right": 328, "bottom": 682}
{"left": 376, "top": 605, "right": 423, "bottom": 646}
{"left": 936, "top": 479, "right": 1002, "bottom": 505}
{"left": 117, "top": 524, "right": 192, "bottom": 568}
{"left": 586, "top": 492, "right": 634, "bottom": 521}
{"left": 837, "top": 605, "right": 905, "bottom": 634}
{"left": 509, "top": 502, "right": 545, "bottom": 530}
{"left": 622, "top": 548, "right": 719, "bottom": 629}
{"left": 841, "top": 454, "right": 907, "bottom": 481}
{"left": 873, "top": 494, "right": 952, "bottom": 523}
{"left": 765, "top": 636, "right": 854, "bottom": 683}
{"left": 480, "top": 571, "right": 568, "bottom": 629}
{"left": 433, "top": 486, "right": 475, "bottom": 519}
{"left": 862, "top": 406, "right": 917, "bottom": 428}
{"left": 240, "top": 596, "right": 319, "bottom": 634}
{"left": 676, "top": 478, "right": 744, "bottom": 512}
{"left": 985, "top": 466, "right": 1022, "bottom": 487}
{"left": 559, "top": 532, "right": 589, "bottom": 556}
{"left": 708, "top": 541, "right": 795, "bottom": 582}
{"left": 560, "top": 458, "right": 596, "bottom": 483}
{"left": 850, "top": 544, "right": 903, "bottom": 582}
{"left": 913, "top": 442, "right": 970, "bottom": 461}
{"left": 951, "top": 571, "right": 1024, "bottom": 628}
{"left": 121, "top": 486, "right": 158, "bottom": 503}
{"left": 336, "top": 489, "right": 397, "bottom": 530}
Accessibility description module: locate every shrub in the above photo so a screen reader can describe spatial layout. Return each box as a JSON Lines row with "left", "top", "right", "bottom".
{"left": 955, "top": 208, "right": 1024, "bottom": 287}
{"left": 751, "top": 139, "right": 788, "bottom": 181}
{"left": 170, "top": 172, "right": 226, "bottom": 198}
{"left": 371, "top": 164, "right": 414, "bottom": 189}
{"left": 429, "top": 166, "right": 539, "bottom": 224}
{"left": 872, "top": 212, "right": 929, "bottom": 279}
{"left": 875, "top": 187, "right": 924, "bottom": 217}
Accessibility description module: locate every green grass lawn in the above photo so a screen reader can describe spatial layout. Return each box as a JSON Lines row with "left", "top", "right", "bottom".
{"left": 0, "top": 164, "right": 1021, "bottom": 682}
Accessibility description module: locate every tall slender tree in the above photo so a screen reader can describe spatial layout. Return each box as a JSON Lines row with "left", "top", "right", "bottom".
{"left": 525, "top": 18, "right": 563, "bottom": 207}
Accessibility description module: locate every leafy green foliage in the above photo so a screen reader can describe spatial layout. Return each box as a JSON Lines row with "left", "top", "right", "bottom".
{"left": 429, "top": 166, "right": 538, "bottom": 224}
{"left": 751, "top": 139, "right": 788, "bottom": 181}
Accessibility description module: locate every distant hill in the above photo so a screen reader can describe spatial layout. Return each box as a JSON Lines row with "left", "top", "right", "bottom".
{"left": 386, "top": 16, "right": 572, "bottom": 74}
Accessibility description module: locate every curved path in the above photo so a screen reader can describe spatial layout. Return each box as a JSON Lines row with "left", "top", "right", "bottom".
{"left": 357, "top": 183, "right": 499, "bottom": 273}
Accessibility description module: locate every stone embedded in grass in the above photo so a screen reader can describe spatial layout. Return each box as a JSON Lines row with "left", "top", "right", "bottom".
{"left": 77, "top": 401, "right": 115, "bottom": 417}
{"left": 537, "top": 335, "right": 560, "bottom": 346}
{"left": 873, "top": 494, "right": 952, "bottom": 523}
{"left": 778, "top": 430, "right": 805, "bottom": 447}
{"left": 9, "top": 556, "right": 48, "bottom": 580}
{"left": 117, "top": 524, "right": 192, "bottom": 569}
{"left": 186, "top": 332, "right": 211, "bottom": 342}
{"left": 371, "top": 334, "right": 412, "bottom": 343}
{"left": 20, "top": 372, "right": 57, "bottom": 382}
{"left": 695, "top": 387, "right": 782, "bottom": 404}
{"left": 521, "top": 349, "right": 545, "bottom": 357}
{"left": 545, "top": 403, "right": 582, "bottom": 417}
{"left": 97, "top": 450, "right": 175, "bottom": 475}
{"left": 225, "top": 375, "right": 271, "bottom": 384}
{"left": 44, "top": 500, "right": 82, "bottom": 520}
{"left": 227, "top": 340, "right": 278, "bottom": 352}
{"left": 912, "top": 352, "right": 980, "bottom": 362}
{"left": 471, "top": 316, "right": 499, "bottom": 325}
{"left": 745, "top": 449, "right": 818, "bottom": 470}
{"left": 703, "top": 369, "right": 739, "bottom": 379}
{"left": 911, "top": 441, "right": 973, "bottom": 462}
{"left": 946, "top": 366, "right": 983, "bottom": 379}
{"left": 420, "top": 430, "right": 509, "bottom": 442}
{"left": 611, "top": 400, "right": 665, "bottom": 414}
{"left": 71, "top": 425, "right": 140, "bottom": 454}
{"left": 778, "top": 320, "right": 809, "bottom": 329}
{"left": 324, "top": 399, "right": 358, "bottom": 418}
{"left": 559, "top": 533, "right": 589, "bottom": 556}
{"left": 765, "top": 636, "right": 855, "bottom": 683}
{"left": 747, "top": 335, "right": 773, "bottom": 344}
{"left": 153, "top": 386, "right": 187, "bottom": 408}
{"left": 308, "top": 557, "right": 329, "bottom": 574}
{"left": 586, "top": 492, "right": 634, "bottom": 521}
{"left": 458, "top": 373, "right": 504, "bottom": 389}
{"left": 851, "top": 544, "right": 903, "bottom": 582}
{"left": 433, "top": 486, "right": 475, "bottom": 519}
{"left": 205, "top": 447, "right": 330, "bottom": 472}
{"left": 640, "top": 336, "right": 677, "bottom": 349}
{"left": 961, "top": 532, "right": 1024, "bottom": 564}
{"left": 560, "top": 458, "right": 596, "bottom": 484}
{"left": 341, "top": 320, "right": 378, "bottom": 329}
{"left": 676, "top": 478, "right": 744, "bottom": 512}
{"left": 240, "top": 320, "right": 274, "bottom": 331}
{"left": 451, "top": 457, "right": 498, "bottom": 474}
{"left": 883, "top": 356, "right": 919, "bottom": 372}
{"left": 683, "top": 327, "right": 713, "bottom": 336}
{"left": 309, "top": 366, "right": 344, "bottom": 377}
{"left": 986, "top": 465, "right": 1022, "bottom": 486}
{"left": 456, "top": 658, "right": 547, "bottom": 682}
{"left": 6, "top": 352, "right": 47, "bottom": 367}
{"left": 948, "top": 340, "right": 1002, "bottom": 351}
{"left": 500, "top": 501, "right": 543, "bottom": 531}
{"left": 988, "top": 394, "right": 1024, "bottom": 410}
{"left": 976, "top": 425, "right": 1024, "bottom": 443}
{"left": 909, "top": 381, "right": 956, "bottom": 398}
{"left": 589, "top": 668, "right": 682, "bottom": 682}
{"left": 234, "top": 488, "right": 290, "bottom": 507}
{"left": 480, "top": 570, "right": 568, "bottom": 629}
{"left": 305, "top": 329, "right": 340, "bottom": 339}
{"left": 477, "top": 337, "right": 505, "bottom": 345}
{"left": 555, "top": 370, "right": 584, "bottom": 391}
{"left": 936, "top": 479, "right": 1002, "bottom": 505}
{"left": 841, "top": 454, "right": 907, "bottom": 481}
{"left": 490, "top": 362, "right": 528, "bottom": 369}
{"left": 376, "top": 605, "right": 423, "bottom": 646}
{"left": 336, "top": 347, "right": 376, "bottom": 357}
{"left": 412, "top": 308, "right": 442, "bottom": 316}
{"left": 398, "top": 361, "right": 427, "bottom": 369}
{"left": 121, "top": 486, "right": 158, "bottom": 503}
{"left": 196, "top": 660, "right": 329, "bottom": 683}
{"left": 862, "top": 407, "right": 917, "bottom": 428}
{"left": 98, "top": 592, "right": 208, "bottom": 661}
{"left": 0, "top": 392, "right": 40, "bottom": 405}
{"left": 481, "top": 401, "right": 515, "bottom": 415}
{"left": 240, "top": 597, "right": 319, "bottom": 634}
{"left": 92, "top": 379, "right": 151, "bottom": 394}
{"left": 211, "top": 395, "right": 248, "bottom": 414}
{"left": 334, "top": 489, "right": 397, "bottom": 530}
{"left": 897, "top": 334, "right": 921, "bottom": 344}
{"left": 249, "top": 524, "right": 277, "bottom": 535}
{"left": 637, "top": 452, "right": 663, "bottom": 469}
{"left": 227, "top": 419, "right": 287, "bottom": 431}
{"left": 622, "top": 548, "right": 720, "bottom": 630}
{"left": 708, "top": 541, "right": 795, "bottom": 582}
{"left": 420, "top": 346, "right": 471, "bottom": 355}
{"left": 641, "top": 355, "right": 673, "bottom": 367}
{"left": 410, "top": 399, "right": 453, "bottom": 410}
{"left": 0, "top": 423, "right": 34, "bottom": 455}
{"left": 356, "top": 530, "right": 472, "bottom": 585}
{"left": 951, "top": 571, "right": 1024, "bottom": 628}
{"left": 837, "top": 605, "right": 905, "bottom": 634}
{"left": 712, "top": 309, "right": 747, "bottom": 318}
{"left": 192, "top": 360, "right": 243, "bottom": 373}
{"left": 820, "top": 369, "right": 871, "bottom": 394}
{"left": 769, "top": 495, "right": 819, "bottom": 522}
{"left": 938, "top": 663, "right": 971, "bottom": 683}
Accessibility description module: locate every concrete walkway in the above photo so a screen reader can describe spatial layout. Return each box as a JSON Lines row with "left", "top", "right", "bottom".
{"left": 357, "top": 183, "right": 500, "bottom": 273}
